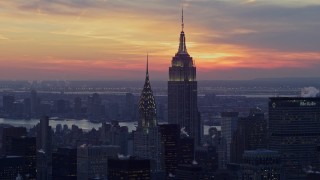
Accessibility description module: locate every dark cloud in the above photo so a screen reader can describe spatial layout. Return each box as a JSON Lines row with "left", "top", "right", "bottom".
{"left": 186, "top": 2, "right": 320, "bottom": 52}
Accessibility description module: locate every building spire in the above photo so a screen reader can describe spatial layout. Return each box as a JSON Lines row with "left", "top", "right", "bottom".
{"left": 146, "top": 53, "right": 149, "bottom": 77}
{"left": 182, "top": 6, "right": 184, "bottom": 32}
{"left": 178, "top": 7, "right": 187, "bottom": 54}
{"left": 139, "top": 54, "right": 157, "bottom": 130}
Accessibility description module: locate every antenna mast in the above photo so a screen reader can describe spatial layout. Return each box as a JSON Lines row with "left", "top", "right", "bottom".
{"left": 182, "top": 6, "right": 184, "bottom": 31}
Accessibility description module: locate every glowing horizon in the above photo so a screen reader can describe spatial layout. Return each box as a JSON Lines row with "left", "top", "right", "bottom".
{"left": 1, "top": 0, "right": 320, "bottom": 80}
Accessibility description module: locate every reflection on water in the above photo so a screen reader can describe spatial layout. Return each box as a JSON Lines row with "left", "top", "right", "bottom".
{"left": 0, "top": 118, "right": 220, "bottom": 135}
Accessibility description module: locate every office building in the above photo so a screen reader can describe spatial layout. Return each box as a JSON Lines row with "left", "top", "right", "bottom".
{"left": 175, "top": 164, "right": 203, "bottom": 180}
{"left": 168, "top": 9, "right": 201, "bottom": 146}
{"left": 30, "top": 89, "right": 39, "bottom": 116}
{"left": 221, "top": 112, "right": 238, "bottom": 163}
{"left": 108, "top": 157, "right": 151, "bottom": 180}
{"left": 0, "top": 126, "right": 26, "bottom": 155}
{"left": 230, "top": 108, "right": 267, "bottom": 163}
{"left": 52, "top": 147, "right": 77, "bottom": 180}
{"left": 73, "top": 96, "right": 82, "bottom": 118}
{"left": 133, "top": 56, "right": 163, "bottom": 175}
{"left": 269, "top": 97, "right": 320, "bottom": 180}
{"left": 125, "top": 93, "right": 136, "bottom": 121}
{"left": 0, "top": 156, "right": 25, "bottom": 180}
{"left": 100, "top": 121, "right": 129, "bottom": 155}
{"left": 2, "top": 94, "right": 15, "bottom": 115}
{"left": 241, "top": 149, "right": 282, "bottom": 180}
{"left": 77, "top": 144, "right": 120, "bottom": 180}
{"left": 159, "top": 124, "right": 180, "bottom": 178}
{"left": 36, "top": 116, "right": 52, "bottom": 180}
{"left": 11, "top": 136, "right": 36, "bottom": 179}
{"left": 195, "top": 145, "right": 219, "bottom": 179}
{"left": 177, "top": 137, "right": 194, "bottom": 166}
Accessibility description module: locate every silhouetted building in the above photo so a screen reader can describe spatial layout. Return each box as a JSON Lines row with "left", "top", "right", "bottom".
{"left": 30, "top": 89, "right": 39, "bottom": 116}
{"left": 54, "top": 99, "right": 68, "bottom": 114}
{"left": 11, "top": 136, "right": 36, "bottom": 179}
{"left": 2, "top": 94, "right": 15, "bottom": 115}
{"left": 133, "top": 57, "right": 163, "bottom": 175}
{"left": 36, "top": 116, "right": 52, "bottom": 180}
{"left": 168, "top": 9, "right": 201, "bottom": 146}
{"left": 0, "top": 156, "right": 25, "bottom": 180}
{"left": 73, "top": 96, "right": 82, "bottom": 118}
{"left": 230, "top": 108, "right": 267, "bottom": 163}
{"left": 100, "top": 122, "right": 129, "bottom": 155}
{"left": 108, "top": 157, "right": 151, "bottom": 180}
{"left": 23, "top": 98, "right": 31, "bottom": 118}
{"left": 159, "top": 124, "right": 180, "bottom": 178}
{"left": 269, "top": 97, "right": 320, "bottom": 180}
{"left": 52, "top": 147, "right": 77, "bottom": 180}
{"left": 0, "top": 126, "right": 26, "bottom": 155}
{"left": 241, "top": 149, "right": 282, "bottom": 180}
{"left": 221, "top": 112, "right": 238, "bottom": 163}
{"left": 195, "top": 145, "right": 219, "bottom": 179}
{"left": 177, "top": 137, "right": 194, "bottom": 165}
{"left": 87, "top": 93, "right": 104, "bottom": 120}
{"left": 125, "top": 93, "right": 136, "bottom": 121}
{"left": 77, "top": 144, "right": 120, "bottom": 180}
{"left": 306, "top": 173, "right": 320, "bottom": 180}
{"left": 175, "top": 164, "right": 203, "bottom": 180}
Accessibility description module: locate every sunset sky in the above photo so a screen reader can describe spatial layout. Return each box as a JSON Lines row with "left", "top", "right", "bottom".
{"left": 0, "top": 0, "right": 320, "bottom": 80}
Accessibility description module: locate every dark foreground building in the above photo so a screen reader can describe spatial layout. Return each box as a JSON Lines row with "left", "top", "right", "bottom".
{"left": 52, "top": 147, "right": 77, "bottom": 180}
{"left": 108, "top": 157, "right": 151, "bottom": 180}
{"left": 11, "top": 136, "right": 36, "bottom": 179}
{"left": 0, "top": 156, "right": 25, "bottom": 180}
{"left": 241, "top": 149, "right": 282, "bottom": 180}
{"left": 159, "top": 124, "right": 180, "bottom": 178}
{"left": 269, "top": 97, "right": 320, "bottom": 180}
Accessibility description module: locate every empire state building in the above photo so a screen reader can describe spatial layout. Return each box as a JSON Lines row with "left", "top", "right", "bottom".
{"left": 168, "top": 9, "right": 201, "bottom": 145}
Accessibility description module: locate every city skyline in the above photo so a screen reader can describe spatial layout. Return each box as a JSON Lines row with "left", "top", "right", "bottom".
{"left": 1, "top": 0, "right": 320, "bottom": 80}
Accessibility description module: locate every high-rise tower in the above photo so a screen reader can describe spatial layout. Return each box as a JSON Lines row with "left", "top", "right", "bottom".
{"left": 133, "top": 56, "right": 163, "bottom": 177}
{"left": 168, "top": 8, "right": 201, "bottom": 145}
{"left": 138, "top": 55, "right": 157, "bottom": 132}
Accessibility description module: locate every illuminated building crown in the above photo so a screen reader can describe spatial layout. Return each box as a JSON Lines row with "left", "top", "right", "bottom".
{"left": 138, "top": 55, "right": 157, "bottom": 131}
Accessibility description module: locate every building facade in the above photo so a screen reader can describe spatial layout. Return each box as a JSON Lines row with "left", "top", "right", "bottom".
{"left": 159, "top": 124, "right": 180, "bottom": 178}
{"left": 168, "top": 9, "right": 201, "bottom": 146}
{"left": 241, "top": 149, "right": 282, "bottom": 180}
{"left": 77, "top": 144, "right": 120, "bottom": 180}
{"left": 52, "top": 147, "right": 77, "bottom": 180}
{"left": 269, "top": 97, "right": 320, "bottom": 180}
{"left": 221, "top": 112, "right": 239, "bottom": 163}
{"left": 108, "top": 157, "right": 151, "bottom": 180}
{"left": 133, "top": 57, "right": 163, "bottom": 175}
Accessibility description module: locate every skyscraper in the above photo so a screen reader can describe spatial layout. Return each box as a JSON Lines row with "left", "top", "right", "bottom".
{"left": 108, "top": 157, "right": 151, "bottom": 180}
{"left": 133, "top": 56, "right": 163, "bottom": 176}
{"left": 230, "top": 108, "right": 268, "bottom": 164}
{"left": 269, "top": 97, "right": 320, "bottom": 180}
{"left": 52, "top": 147, "right": 77, "bottom": 180}
{"left": 77, "top": 145, "right": 120, "bottom": 180}
{"left": 221, "top": 112, "right": 238, "bottom": 163}
{"left": 36, "top": 116, "right": 52, "bottom": 180}
{"left": 168, "top": 9, "right": 201, "bottom": 145}
{"left": 11, "top": 136, "right": 37, "bottom": 179}
{"left": 241, "top": 149, "right": 282, "bottom": 180}
{"left": 159, "top": 124, "right": 180, "bottom": 178}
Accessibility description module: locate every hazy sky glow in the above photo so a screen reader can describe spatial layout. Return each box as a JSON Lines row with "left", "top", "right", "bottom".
{"left": 1, "top": 0, "right": 320, "bottom": 80}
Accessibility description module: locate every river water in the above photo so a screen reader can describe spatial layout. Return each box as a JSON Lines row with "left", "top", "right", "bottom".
{"left": 0, "top": 118, "right": 219, "bottom": 135}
